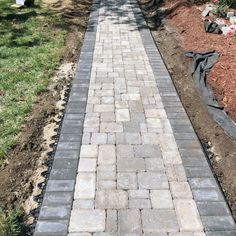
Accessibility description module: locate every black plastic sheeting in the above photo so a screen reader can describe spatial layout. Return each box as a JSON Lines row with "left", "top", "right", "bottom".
{"left": 204, "top": 20, "right": 222, "bottom": 34}
{"left": 186, "top": 51, "right": 236, "bottom": 140}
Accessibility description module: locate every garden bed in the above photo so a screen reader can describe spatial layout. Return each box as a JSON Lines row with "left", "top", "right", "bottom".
{"left": 166, "top": 0, "right": 236, "bottom": 123}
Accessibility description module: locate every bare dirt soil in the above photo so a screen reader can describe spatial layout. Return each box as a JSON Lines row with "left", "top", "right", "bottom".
{"left": 0, "top": 0, "right": 92, "bottom": 216}
{"left": 141, "top": 0, "right": 236, "bottom": 219}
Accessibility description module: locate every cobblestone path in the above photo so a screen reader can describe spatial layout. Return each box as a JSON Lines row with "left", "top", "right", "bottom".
{"left": 34, "top": 0, "right": 236, "bottom": 235}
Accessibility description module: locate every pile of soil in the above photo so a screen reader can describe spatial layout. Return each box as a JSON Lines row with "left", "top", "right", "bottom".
{"left": 0, "top": 0, "right": 92, "bottom": 216}
{"left": 146, "top": 0, "right": 236, "bottom": 219}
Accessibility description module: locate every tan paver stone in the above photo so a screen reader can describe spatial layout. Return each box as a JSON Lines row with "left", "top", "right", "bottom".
{"left": 97, "top": 170, "right": 116, "bottom": 180}
{"left": 115, "top": 101, "right": 128, "bottom": 109}
{"left": 143, "top": 233, "right": 167, "bottom": 236}
{"left": 162, "top": 151, "right": 182, "bottom": 165}
{"left": 117, "top": 172, "right": 137, "bottom": 189}
{"left": 142, "top": 209, "right": 179, "bottom": 233}
{"left": 158, "top": 134, "right": 178, "bottom": 151}
{"left": 78, "top": 159, "right": 97, "bottom": 172}
{"left": 151, "top": 190, "right": 174, "bottom": 209}
{"left": 108, "top": 133, "right": 116, "bottom": 144}
{"left": 68, "top": 233, "right": 92, "bottom": 236}
{"left": 84, "top": 117, "right": 99, "bottom": 128}
{"left": 69, "top": 209, "right": 105, "bottom": 232}
{"left": 117, "top": 157, "right": 145, "bottom": 172}
{"left": 95, "top": 190, "right": 128, "bottom": 209}
{"left": 116, "top": 109, "right": 130, "bottom": 122}
{"left": 169, "top": 233, "right": 206, "bottom": 236}
{"left": 174, "top": 199, "right": 203, "bottom": 231}
{"left": 100, "top": 122, "right": 123, "bottom": 132}
{"left": 134, "top": 144, "right": 161, "bottom": 158}
{"left": 170, "top": 182, "right": 193, "bottom": 199}
{"left": 82, "top": 133, "right": 91, "bottom": 144}
{"left": 142, "top": 133, "right": 159, "bottom": 144}
{"left": 145, "top": 158, "right": 165, "bottom": 172}
{"left": 106, "top": 210, "right": 117, "bottom": 233}
{"left": 118, "top": 209, "right": 141, "bottom": 234}
{"left": 166, "top": 164, "right": 187, "bottom": 182}
{"left": 129, "top": 190, "right": 149, "bottom": 199}
{"left": 102, "top": 96, "right": 114, "bottom": 104}
{"left": 138, "top": 172, "right": 169, "bottom": 189}
{"left": 147, "top": 118, "right": 162, "bottom": 129}
{"left": 72, "top": 199, "right": 94, "bottom": 209}
{"left": 97, "top": 164, "right": 116, "bottom": 172}
{"left": 117, "top": 145, "right": 134, "bottom": 158}
{"left": 94, "top": 104, "right": 114, "bottom": 113}
{"left": 144, "top": 109, "right": 167, "bottom": 118}
{"left": 125, "top": 132, "right": 141, "bottom": 144}
{"left": 91, "top": 133, "right": 108, "bottom": 144}
{"left": 129, "top": 101, "right": 143, "bottom": 112}
{"left": 129, "top": 199, "right": 151, "bottom": 209}
{"left": 98, "top": 145, "right": 116, "bottom": 165}
{"left": 101, "top": 112, "right": 115, "bottom": 122}
{"left": 97, "top": 180, "right": 116, "bottom": 190}
{"left": 74, "top": 173, "right": 96, "bottom": 199}
{"left": 121, "top": 93, "right": 141, "bottom": 101}
{"left": 80, "top": 145, "right": 98, "bottom": 158}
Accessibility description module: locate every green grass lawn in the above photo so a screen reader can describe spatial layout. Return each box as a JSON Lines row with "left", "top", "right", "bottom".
{"left": 0, "top": 0, "right": 66, "bottom": 161}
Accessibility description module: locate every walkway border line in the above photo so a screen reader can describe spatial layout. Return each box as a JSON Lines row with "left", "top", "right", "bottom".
{"left": 131, "top": 0, "right": 236, "bottom": 235}
{"left": 33, "top": 0, "right": 100, "bottom": 235}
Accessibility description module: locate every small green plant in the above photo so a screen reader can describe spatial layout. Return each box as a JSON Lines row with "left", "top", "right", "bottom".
{"left": 0, "top": 208, "right": 23, "bottom": 236}
{"left": 212, "top": 0, "right": 235, "bottom": 17}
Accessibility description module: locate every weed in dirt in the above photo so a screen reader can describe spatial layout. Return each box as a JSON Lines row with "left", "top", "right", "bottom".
{"left": 0, "top": 0, "right": 67, "bottom": 161}
{"left": 0, "top": 207, "right": 24, "bottom": 236}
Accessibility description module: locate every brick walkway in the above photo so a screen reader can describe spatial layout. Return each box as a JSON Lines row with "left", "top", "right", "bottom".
{"left": 34, "top": 0, "right": 236, "bottom": 235}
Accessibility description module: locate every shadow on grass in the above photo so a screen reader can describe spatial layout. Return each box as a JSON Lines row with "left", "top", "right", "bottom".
{"left": 1, "top": 0, "right": 150, "bottom": 43}
{"left": 0, "top": 10, "right": 37, "bottom": 22}
{"left": 0, "top": 2, "right": 71, "bottom": 50}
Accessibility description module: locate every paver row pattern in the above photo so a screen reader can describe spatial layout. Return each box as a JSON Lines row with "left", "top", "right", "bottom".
{"left": 68, "top": 0, "right": 235, "bottom": 235}
{"left": 34, "top": 0, "right": 236, "bottom": 235}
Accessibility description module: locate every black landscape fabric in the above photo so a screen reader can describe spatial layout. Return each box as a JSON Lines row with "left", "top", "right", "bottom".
{"left": 204, "top": 20, "right": 222, "bottom": 34}
{"left": 186, "top": 51, "right": 236, "bottom": 139}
